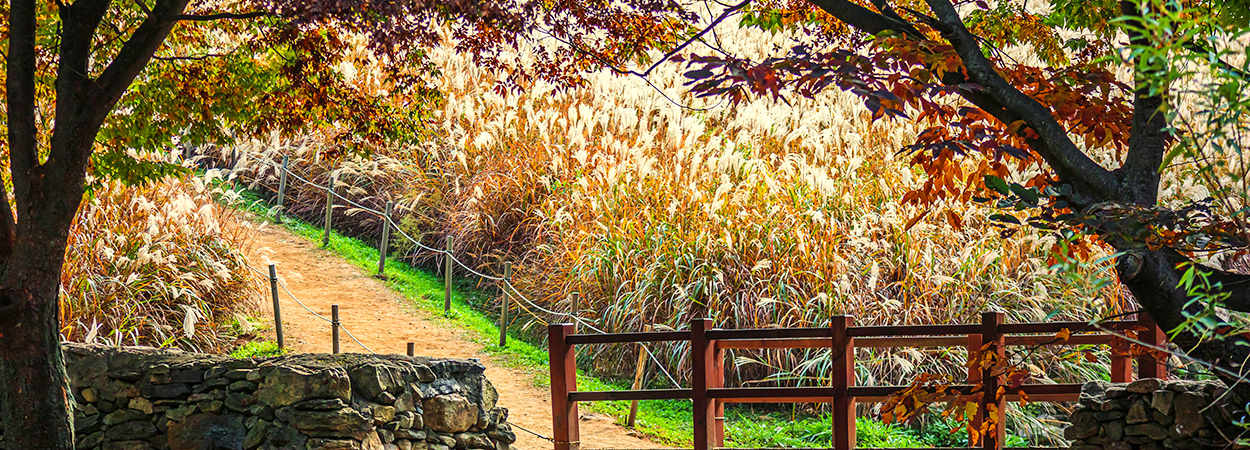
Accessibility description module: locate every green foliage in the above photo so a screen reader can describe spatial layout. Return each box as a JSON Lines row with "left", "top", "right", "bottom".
{"left": 230, "top": 340, "right": 287, "bottom": 359}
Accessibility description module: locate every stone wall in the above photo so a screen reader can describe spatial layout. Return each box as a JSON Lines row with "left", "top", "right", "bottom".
{"left": 1067, "top": 378, "right": 1247, "bottom": 450}
{"left": 0, "top": 344, "right": 517, "bottom": 450}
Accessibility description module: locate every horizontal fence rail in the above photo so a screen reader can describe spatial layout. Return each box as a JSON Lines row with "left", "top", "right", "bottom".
{"left": 549, "top": 312, "right": 1168, "bottom": 450}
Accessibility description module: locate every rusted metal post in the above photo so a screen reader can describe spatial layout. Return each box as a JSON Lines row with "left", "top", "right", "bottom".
{"left": 378, "top": 201, "right": 393, "bottom": 277}
{"left": 981, "top": 311, "right": 1006, "bottom": 450}
{"left": 331, "top": 304, "right": 341, "bottom": 354}
{"left": 499, "top": 263, "right": 512, "bottom": 347}
{"left": 406, "top": 342, "right": 415, "bottom": 357}
{"left": 276, "top": 154, "right": 288, "bottom": 224}
{"left": 268, "top": 264, "right": 284, "bottom": 349}
{"left": 323, "top": 175, "right": 335, "bottom": 247}
{"left": 691, "top": 318, "right": 716, "bottom": 450}
{"left": 444, "top": 236, "right": 454, "bottom": 314}
{"left": 549, "top": 324, "right": 579, "bottom": 450}
{"left": 832, "top": 315, "right": 856, "bottom": 450}
{"left": 1137, "top": 312, "right": 1169, "bottom": 380}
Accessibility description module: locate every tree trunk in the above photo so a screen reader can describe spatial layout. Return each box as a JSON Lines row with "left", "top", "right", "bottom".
{"left": 0, "top": 224, "right": 79, "bottom": 449}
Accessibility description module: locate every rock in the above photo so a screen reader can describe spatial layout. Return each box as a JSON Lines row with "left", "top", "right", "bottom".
{"left": 454, "top": 432, "right": 494, "bottom": 450}
{"left": 364, "top": 431, "right": 387, "bottom": 450}
{"left": 82, "top": 387, "right": 100, "bottom": 403}
{"left": 129, "top": 397, "right": 155, "bottom": 414}
{"left": 424, "top": 395, "right": 476, "bottom": 433}
{"left": 395, "top": 429, "right": 426, "bottom": 440}
{"left": 431, "top": 380, "right": 460, "bottom": 396}
{"left": 1095, "top": 411, "right": 1125, "bottom": 421}
{"left": 437, "top": 435, "right": 456, "bottom": 447}
{"left": 414, "top": 366, "right": 436, "bottom": 383}
{"left": 104, "top": 409, "right": 148, "bottom": 426}
{"left": 379, "top": 429, "right": 395, "bottom": 443}
{"left": 1128, "top": 398, "right": 1152, "bottom": 424}
{"left": 1107, "top": 441, "right": 1132, "bottom": 450}
{"left": 486, "top": 426, "right": 516, "bottom": 444}
{"left": 1128, "top": 378, "right": 1164, "bottom": 394}
{"left": 243, "top": 420, "right": 270, "bottom": 450}
{"left": 226, "top": 393, "right": 257, "bottom": 412}
{"left": 1153, "top": 390, "right": 1176, "bottom": 415}
{"left": 374, "top": 406, "right": 397, "bottom": 425}
{"left": 1173, "top": 391, "right": 1209, "bottom": 437}
{"left": 172, "top": 369, "right": 206, "bottom": 384}
{"left": 105, "top": 421, "right": 159, "bottom": 441}
{"left": 396, "top": 440, "right": 413, "bottom": 450}
{"left": 1104, "top": 421, "right": 1124, "bottom": 441}
{"left": 103, "top": 441, "right": 153, "bottom": 450}
{"left": 199, "top": 399, "right": 224, "bottom": 414}
{"left": 297, "top": 398, "right": 349, "bottom": 411}
{"left": 142, "top": 383, "right": 191, "bottom": 399}
{"left": 229, "top": 381, "right": 258, "bottom": 393}
{"left": 1106, "top": 388, "right": 1130, "bottom": 399}
{"left": 78, "top": 431, "right": 105, "bottom": 448}
{"left": 1102, "top": 398, "right": 1131, "bottom": 412}
{"left": 256, "top": 366, "right": 351, "bottom": 407}
{"left": 166, "top": 404, "right": 197, "bottom": 422}
{"left": 75, "top": 413, "right": 101, "bottom": 433}
{"left": 225, "top": 369, "right": 252, "bottom": 381}
{"left": 166, "top": 413, "right": 247, "bottom": 450}
{"left": 264, "top": 424, "right": 309, "bottom": 448}
{"left": 285, "top": 407, "right": 373, "bottom": 439}
{"left": 1071, "top": 445, "right": 1104, "bottom": 450}
{"left": 307, "top": 439, "right": 361, "bottom": 450}
{"left": 1127, "top": 423, "right": 1170, "bottom": 440}
{"left": 351, "top": 364, "right": 403, "bottom": 401}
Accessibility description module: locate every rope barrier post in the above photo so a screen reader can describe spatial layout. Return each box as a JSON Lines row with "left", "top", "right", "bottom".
{"left": 832, "top": 315, "right": 855, "bottom": 450}
{"left": 323, "top": 174, "right": 335, "bottom": 247}
{"left": 568, "top": 292, "right": 580, "bottom": 324}
{"left": 966, "top": 332, "right": 983, "bottom": 448}
{"left": 627, "top": 325, "right": 651, "bottom": 428}
{"left": 444, "top": 236, "right": 454, "bottom": 314}
{"left": 377, "top": 201, "right": 393, "bottom": 278}
{"left": 407, "top": 342, "right": 415, "bottom": 357}
{"left": 499, "top": 262, "right": 512, "bottom": 347}
{"left": 268, "top": 264, "right": 284, "bottom": 349}
{"left": 549, "top": 323, "right": 579, "bottom": 450}
{"left": 276, "top": 155, "right": 288, "bottom": 224}
{"left": 980, "top": 311, "right": 1005, "bottom": 450}
{"left": 332, "top": 304, "right": 341, "bottom": 354}
{"left": 691, "top": 318, "right": 715, "bottom": 450}
{"left": 1137, "top": 311, "right": 1169, "bottom": 380}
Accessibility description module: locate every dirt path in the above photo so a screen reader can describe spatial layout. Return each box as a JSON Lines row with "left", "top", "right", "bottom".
{"left": 245, "top": 222, "right": 664, "bottom": 450}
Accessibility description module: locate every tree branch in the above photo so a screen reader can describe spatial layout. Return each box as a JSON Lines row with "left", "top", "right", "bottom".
{"left": 172, "top": 10, "right": 268, "bottom": 21}
{"left": 921, "top": 0, "right": 1122, "bottom": 202}
{"left": 2, "top": 0, "right": 35, "bottom": 261}
{"left": 806, "top": 0, "right": 923, "bottom": 37}
{"left": 1117, "top": 1, "right": 1169, "bottom": 206}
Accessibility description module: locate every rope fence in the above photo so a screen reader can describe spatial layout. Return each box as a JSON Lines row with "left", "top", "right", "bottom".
{"left": 242, "top": 157, "right": 683, "bottom": 392}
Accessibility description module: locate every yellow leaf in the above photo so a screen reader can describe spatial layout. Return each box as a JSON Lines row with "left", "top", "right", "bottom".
{"left": 1055, "top": 327, "right": 1071, "bottom": 342}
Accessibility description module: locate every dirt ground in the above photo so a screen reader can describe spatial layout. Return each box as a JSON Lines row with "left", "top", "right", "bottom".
{"left": 245, "top": 222, "right": 666, "bottom": 450}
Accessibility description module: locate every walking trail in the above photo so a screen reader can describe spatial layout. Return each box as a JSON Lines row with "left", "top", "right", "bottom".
{"left": 245, "top": 222, "right": 665, "bottom": 450}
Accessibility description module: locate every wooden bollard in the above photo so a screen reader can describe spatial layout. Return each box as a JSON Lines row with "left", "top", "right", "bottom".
{"left": 499, "top": 262, "right": 512, "bottom": 347}
{"left": 331, "top": 305, "right": 340, "bottom": 354}
{"left": 276, "top": 155, "right": 288, "bottom": 224}
{"left": 268, "top": 264, "right": 284, "bottom": 349}
{"left": 406, "top": 342, "right": 415, "bottom": 357}
{"left": 377, "top": 201, "right": 393, "bottom": 278}
{"left": 323, "top": 175, "right": 335, "bottom": 247}
{"left": 444, "top": 236, "right": 454, "bottom": 314}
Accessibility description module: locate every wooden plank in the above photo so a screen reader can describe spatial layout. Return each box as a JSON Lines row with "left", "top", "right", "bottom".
{"left": 706, "top": 327, "right": 830, "bottom": 340}
{"left": 982, "top": 312, "right": 1006, "bottom": 450}
{"left": 966, "top": 333, "right": 982, "bottom": 448}
{"left": 709, "top": 387, "right": 835, "bottom": 401}
{"left": 1006, "top": 334, "right": 1114, "bottom": 346}
{"left": 565, "top": 331, "right": 691, "bottom": 345}
{"left": 849, "top": 324, "right": 981, "bottom": 337}
{"left": 569, "top": 389, "right": 693, "bottom": 402}
{"left": 999, "top": 320, "right": 1139, "bottom": 334}
{"left": 1137, "top": 313, "right": 1169, "bottom": 380}
{"left": 858, "top": 336, "right": 966, "bottom": 348}
{"left": 549, "top": 324, "right": 580, "bottom": 450}
{"left": 692, "top": 319, "right": 716, "bottom": 450}
{"left": 832, "top": 316, "right": 855, "bottom": 450}
{"left": 717, "top": 338, "right": 830, "bottom": 349}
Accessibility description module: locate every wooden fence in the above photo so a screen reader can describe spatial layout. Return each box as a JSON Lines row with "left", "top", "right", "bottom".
{"left": 548, "top": 312, "right": 1169, "bottom": 450}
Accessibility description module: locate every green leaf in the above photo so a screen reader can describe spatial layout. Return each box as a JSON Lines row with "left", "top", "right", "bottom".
{"left": 984, "top": 175, "right": 1009, "bottom": 195}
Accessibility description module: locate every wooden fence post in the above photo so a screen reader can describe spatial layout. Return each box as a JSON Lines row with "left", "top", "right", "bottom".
{"left": 378, "top": 201, "right": 393, "bottom": 277}
{"left": 331, "top": 304, "right": 341, "bottom": 354}
{"left": 966, "top": 332, "right": 983, "bottom": 447}
{"left": 1137, "top": 311, "right": 1169, "bottom": 380}
{"left": 323, "top": 175, "right": 335, "bottom": 247}
{"left": 714, "top": 340, "right": 726, "bottom": 448}
{"left": 268, "top": 264, "right": 284, "bottom": 349}
{"left": 407, "top": 342, "right": 415, "bottom": 357}
{"left": 627, "top": 325, "right": 651, "bottom": 428}
{"left": 832, "top": 315, "right": 856, "bottom": 450}
{"left": 691, "top": 318, "right": 716, "bottom": 450}
{"left": 1110, "top": 336, "right": 1132, "bottom": 383}
{"left": 444, "top": 236, "right": 454, "bottom": 314}
{"left": 549, "top": 324, "right": 580, "bottom": 450}
{"left": 981, "top": 311, "right": 1006, "bottom": 450}
{"left": 569, "top": 292, "right": 580, "bottom": 324}
{"left": 499, "top": 263, "right": 512, "bottom": 347}
{"left": 276, "top": 154, "right": 288, "bottom": 224}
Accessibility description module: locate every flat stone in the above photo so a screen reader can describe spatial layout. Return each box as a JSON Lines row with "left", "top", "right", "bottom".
{"left": 1104, "top": 421, "right": 1124, "bottom": 441}
{"left": 454, "top": 432, "right": 494, "bottom": 450}
{"left": 1127, "top": 422, "right": 1170, "bottom": 440}
{"left": 104, "top": 409, "right": 148, "bottom": 426}
{"left": 285, "top": 407, "right": 373, "bottom": 439}
{"left": 82, "top": 387, "right": 100, "bottom": 403}
{"left": 486, "top": 426, "right": 516, "bottom": 444}
{"left": 166, "top": 413, "right": 247, "bottom": 450}
{"left": 1173, "top": 391, "right": 1209, "bottom": 437}
{"left": 141, "top": 383, "right": 191, "bottom": 399}
{"left": 256, "top": 366, "right": 350, "bottom": 407}
{"left": 103, "top": 441, "right": 153, "bottom": 450}
{"left": 374, "top": 406, "right": 397, "bottom": 425}
{"left": 350, "top": 364, "right": 403, "bottom": 401}
{"left": 1128, "top": 398, "right": 1152, "bottom": 424}
{"left": 1128, "top": 378, "right": 1164, "bottom": 394}
{"left": 1153, "top": 390, "right": 1176, "bottom": 415}
{"left": 104, "top": 420, "right": 159, "bottom": 441}
{"left": 129, "top": 397, "right": 155, "bottom": 414}
{"left": 307, "top": 439, "right": 360, "bottom": 450}
{"left": 424, "top": 395, "right": 476, "bottom": 433}
{"left": 295, "top": 398, "right": 348, "bottom": 411}
{"left": 243, "top": 419, "right": 269, "bottom": 449}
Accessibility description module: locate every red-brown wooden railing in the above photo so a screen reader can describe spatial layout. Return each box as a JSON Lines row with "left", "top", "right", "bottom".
{"left": 548, "top": 311, "right": 1169, "bottom": 450}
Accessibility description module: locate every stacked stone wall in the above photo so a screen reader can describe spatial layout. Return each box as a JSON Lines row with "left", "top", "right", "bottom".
{"left": 1067, "top": 378, "right": 1246, "bottom": 450}
{"left": 0, "top": 344, "right": 517, "bottom": 450}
